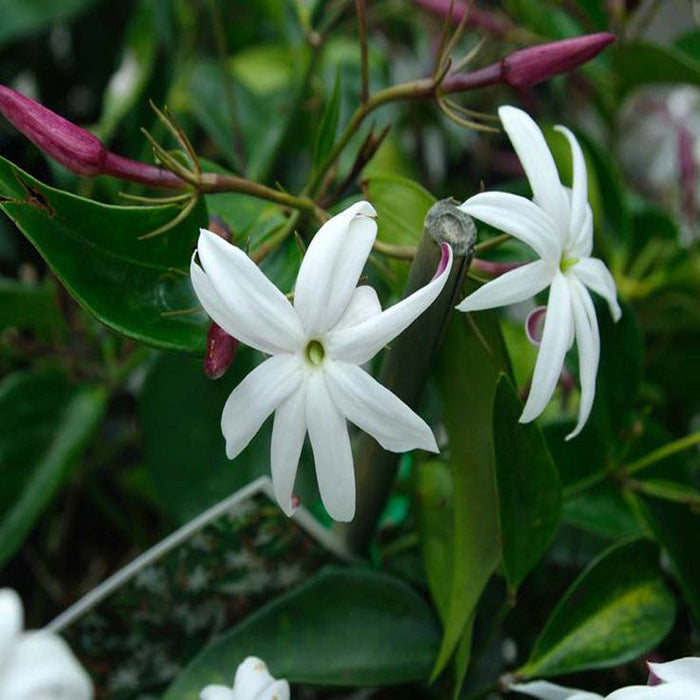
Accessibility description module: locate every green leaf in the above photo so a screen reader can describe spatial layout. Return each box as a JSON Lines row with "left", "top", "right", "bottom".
{"left": 0, "top": 0, "right": 102, "bottom": 46}
{"left": 493, "top": 375, "right": 562, "bottom": 590}
{"left": 613, "top": 40, "right": 700, "bottom": 95}
{"left": 415, "top": 459, "right": 454, "bottom": 621}
{"left": 0, "top": 371, "right": 106, "bottom": 565}
{"left": 563, "top": 483, "right": 642, "bottom": 540}
{"left": 313, "top": 69, "right": 342, "bottom": 170}
{"left": 363, "top": 174, "right": 436, "bottom": 292}
{"left": 164, "top": 567, "right": 441, "bottom": 696}
{"left": 0, "top": 156, "right": 208, "bottom": 354}
{"left": 430, "top": 311, "right": 511, "bottom": 678}
{"left": 139, "top": 351, "right": 270, "bottom": 524}
{"left": 0, "top": 275, "right": 64, "bottom": 338}
{"left": 519, "top": 539, "right": 675, "bottom": 679}
{"left": 633, "top": 493, "right": 700, "bottom": 624}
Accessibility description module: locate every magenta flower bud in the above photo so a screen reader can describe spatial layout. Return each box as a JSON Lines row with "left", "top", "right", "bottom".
{"left": 204, "top": 322, "right": 238, "bottom": 380}
{"left": 0, "top": 85, "right": 106, "bottom": 175}
{"left": 443, "top": 33, "right": 616, "bottom": 93}
{"left": 0, "top": 84, "right": 184, "bottom": 188}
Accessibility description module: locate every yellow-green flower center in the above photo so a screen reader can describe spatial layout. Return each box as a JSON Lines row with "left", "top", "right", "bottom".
{"left": 560, "top": 256, "right": 579, "bottom": 273}
{"left": 305, "top": 339, "right": 325, "bottom": 366}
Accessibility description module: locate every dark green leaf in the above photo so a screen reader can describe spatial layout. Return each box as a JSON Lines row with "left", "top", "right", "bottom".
{"left": 613, "top": 41, "right": 700, "bottom": 95}
{"left": 0, "top": 156, "right": 208, "bottom": 354}
{"left": 430, "top": 311, "right": 511, "bottom": 677}
{"left": 494, "top": 375, "right": 562, "bottom": 590}
{"left": 164, "top": 567, "right": 441, "bottom": 696}
{"left": 0, "top": 276, "right": 64, "bottom": 338}
{"left": 518, "top": 539, "right": 675, "bottom": 679}
{"left": 0, "top": 371, "right": 106, "bottom": 565}
{"left": 633, "top": 493, "right": 700, "bottom": 624}
{"left": 313, "top": 69, "right": 342, "bottom": 170}
{"left": 140, "top": 351, "right": 270, "bottom": 524}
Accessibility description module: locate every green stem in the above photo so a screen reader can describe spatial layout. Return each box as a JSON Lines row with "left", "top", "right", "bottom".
{"left": 355, "top": 0, "right": 370, "bottom": 104}
{"left": 250, "top": 210, "right": 302, "bottom": 263}
{"left": 474, "top": 233, "right": 511, "bottom": 254}
{"left": 625, "top": 431, "right": 700, "bottom": 476}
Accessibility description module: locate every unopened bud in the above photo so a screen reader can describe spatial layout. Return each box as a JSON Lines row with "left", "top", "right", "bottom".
{"left": 204, "top": 322, "right": 238, "bottom": 379}
{"left": 443, "top": 33, "right": 616, "bottom": 93}
{"left": 207, "top": 215, "right": 233, "bottom": 242}
{"left": 0, "top": 84, "right": 184, "bottom": 188}
{"left": 0, "top": 85, "right": 105, "bottom": 175}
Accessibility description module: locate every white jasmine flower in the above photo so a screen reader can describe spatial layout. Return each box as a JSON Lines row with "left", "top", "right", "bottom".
{"left": 0, "top": 588, "right": 93, "bottom": 699}
{"left": 200, "top": 656, "right": 290, "bottom": 700}
{"left": 512, "top": 657, "right": 700, "bottom": 699}
{"left": 191, "top": 201, "right": 451, "bottom": 521}
{"left": 456, "top": 105, "right": 621, "bottom": 439}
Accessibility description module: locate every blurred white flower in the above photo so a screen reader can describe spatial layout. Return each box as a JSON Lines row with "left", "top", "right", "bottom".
{"left": 200, "top": 657, "right": 290, "bottom": 700}
{"left": 191, "top": 201, "right": 451, "bottom": 521}
{"left": 457, "top": 105, "right": 621, "bottom": 439}
{"left": 511, "top": 657, "right": 700, "bottom": 699}
{"left": 0, "top": 588, "right": 93, "bottom": 699}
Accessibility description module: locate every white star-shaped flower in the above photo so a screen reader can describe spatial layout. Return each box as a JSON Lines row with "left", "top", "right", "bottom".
{"left": 456, "top": 105, "right": 621, "bottom": 439}
{"left": 200, "top": 656, "right": 289, "bottom": 700}
{"left": 0, "top": 588, "right": 93, "bottom": 699}
{"left": 190, "top": 201, "right": 452, "bottom": 521}
{"left": 512, "top": 657, "right": 700, "bottom": 699}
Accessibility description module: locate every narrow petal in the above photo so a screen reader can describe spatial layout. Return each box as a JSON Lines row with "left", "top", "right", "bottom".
{"left": 195, "top": 230, "right": 304, "bottom": 353}
{"left": 555, "top": 125, "right": 588, "bottom": 247}
{"left": 333, "top": 285, "right": 382, "bottom": 331}
{"left": 648, "top": 658, "right": 700, "bottom": 687}
{"left": 566, "top": 278, "right": 600, "bottom": 440}
{"left": 456, "top": 260, "right": 554, "bottom": 312}
{"left": 499, "top": 105, "right": 570, "bottom": 233}
{"left": 572, "top": 257, "right": 621, "bottom": 321}
{"left": 510, "top": 680, "right": 602, "bottom": 700}
{"left": 0, "top": 589, "right": 22, "bottom": 666}
{"left": 325, "top": 361, "right": 438, "bottom": 453}
{"left": 221, "top": 355, "right": 303, "bottom": 460}
{"left": 305, "top": 372, "right": 355, "bottom": 522}
{"left": 567, "top": 203, "right": 594, "bottom": 259}
{"left": 521, "top": 273, "right": 573, "bottom": 423}
{"left": 460, "top": 191, "right": 561, "bottom": 263}
{"left": 200, "top": 686, "right": 235, "bottom": 700}
{"left": 0, "top": 632, "right": 93, "bottom": 700}
{"left": 326, "top": 244, "right": 453, "bottom": 365}
{"left": 271, "top": 386, "right": 307, "bottom": 516}
{"left": 294, "top": 201, "right": 377, "bottom": 335}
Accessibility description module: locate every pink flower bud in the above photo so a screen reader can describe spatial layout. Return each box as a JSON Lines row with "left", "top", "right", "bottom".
{"left": 0, "top": 85, "right": 105, "bottom": 175}
{"left": 413, "top": 0, "right": 513, "bottom": 37}
{"left": 204, "top": 322, "right": 238, "bottom": 380}
{"left": 443, "top": 33, "right": 616, "bottom": 93}
{"left": 0, "top": 84, "right": 184, "bottom": 188}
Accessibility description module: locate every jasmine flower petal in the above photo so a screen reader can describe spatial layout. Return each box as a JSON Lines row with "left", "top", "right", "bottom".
{"left": 572, "top": 257, "right": 622, "bottom": 321}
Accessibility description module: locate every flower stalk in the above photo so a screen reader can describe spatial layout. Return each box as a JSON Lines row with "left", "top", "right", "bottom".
{"left": 337, "top": 199, "right": 476, "bottom": 553}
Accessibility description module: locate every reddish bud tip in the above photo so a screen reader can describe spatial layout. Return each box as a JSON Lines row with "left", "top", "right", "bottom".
{"left": 503, "top": 32, "right": 616, "bottom": 88}
{"left": 204, "top": 322, "right": 238, "bottom": 380}
{"left": 207, "top": 215, "right": 233, "bottom": 242}
{"left": 0, "top": 85, "right": 106, "bottom": 176}
{"left": 291, "top": 494, "right": 301, "bottom": 510}
{"left": 525, "top": 306, "right": 547, "bottom": 346}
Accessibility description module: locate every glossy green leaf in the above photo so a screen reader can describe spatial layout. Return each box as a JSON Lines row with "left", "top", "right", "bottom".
{"left": 139, "top": 351, "right": 270, "bottom": 524}
{"left": 0, "top": 0, "right": 102, "bottom": 46}
{"left": 431, "top": 311, "right": 511, "bottom": 678}
{"left": 519, "top": 539, "right": 675, "bottom": 679}
{"left": 314, "top": 69, "right": 342, "bottom": 170}
{"left": 494, "top": 375, "right": 562, "bottom": 590}
{"left": 0, "top": 371, "right": 106, "bottom": 565}
{"left": 164, "top": 567, "right": 441, "bottom": 696}
{"left": 634, "top": 493, "right": 700, "bottom": 624}
{"left": 563, "top": 483, "right": 642, "bottom": 540}
{"left": 614, "top": 40, "right": 700, "bottom": 95}
{"left": 364, "top": 174, "right": 436, "bottom": 292}
{"left": 415, "top": 459, "right": 454, "bottom": 621}
{"left": 0, "top": 156, "right": 208, "bottom": 354}
{"left": 0, "top": 275, "right": 64, "bottom": 338}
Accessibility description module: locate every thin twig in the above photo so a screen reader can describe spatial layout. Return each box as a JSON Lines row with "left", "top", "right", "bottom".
{"left": 372, "top": 239, "right": 417, "bottom": 260}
